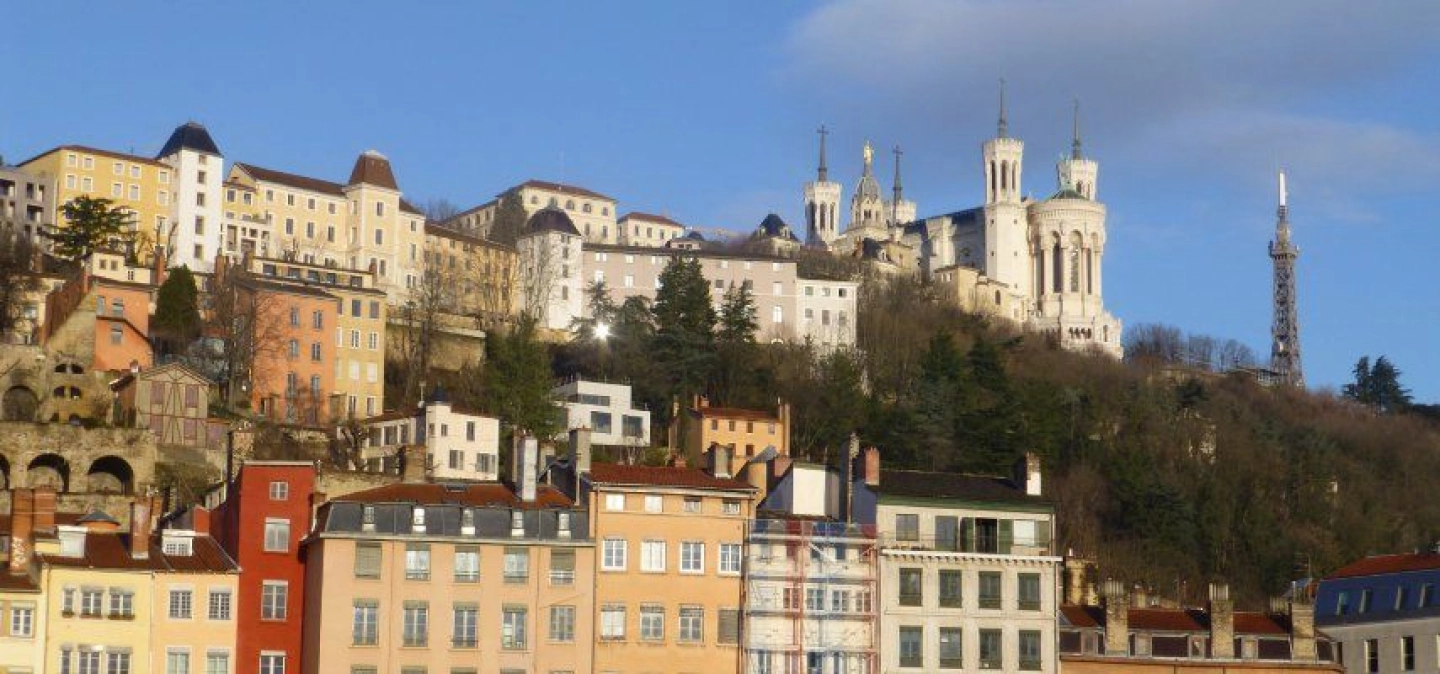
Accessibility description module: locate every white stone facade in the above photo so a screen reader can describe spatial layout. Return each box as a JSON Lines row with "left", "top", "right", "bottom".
{"left": 516, "top": 226, "right": 584, "bottom": 332}
{"left": 551, "top": 377, "right": 650, "bottom": 448}
{"left": 160, "top": 143, "right": 224, "bottom": 272}
{"left": 795, "top": 278, "right": 859, "bottom": 348}
{"left": 360, "top": 400, "right": 500, "bottom": 481}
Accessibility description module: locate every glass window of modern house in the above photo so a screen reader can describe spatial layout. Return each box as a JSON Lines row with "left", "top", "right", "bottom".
{"left": 979, "top": 571, "right": 1003, "bottom": 609}
{"left": 899, "top": 568, "right": 923, "bottom": 606}
{"left": 590, "top": 411, "right": 613, "bottom": 434}
{"left": 899, "top": 626, "right": 923, "bottom": 667}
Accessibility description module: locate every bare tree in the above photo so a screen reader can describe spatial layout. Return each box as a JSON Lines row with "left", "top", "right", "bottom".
{"left": 207, "top": 266, "right": 290, "bottom": 413}
{"left": 517, "top": 234, "right": 564, "bottom": 325}
{"left": 393, "top": 263, "right": 450, "bottom": 406}
{"left": 0, "top": 229, "right": 39, "bottom": 343}
{"left": 423, "top": 198, "right": 462, "bottom": 223}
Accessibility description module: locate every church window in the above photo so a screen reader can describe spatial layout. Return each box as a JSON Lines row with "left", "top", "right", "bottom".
{"left": 1069, "top": 247, "right": 1080, "bottom": 292}
{"left": 1052, "top": 244, "right": 1063, "bottom": 294}
{"left": 1086, "top": 250, "right": 1094, "bottom": 294}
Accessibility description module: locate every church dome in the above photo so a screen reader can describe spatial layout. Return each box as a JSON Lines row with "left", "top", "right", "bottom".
{"left": 525, "top": 207, "right": 581, "bottom": 236}
{"left": 753, "top": 214, "right": 799, "bottom": 242}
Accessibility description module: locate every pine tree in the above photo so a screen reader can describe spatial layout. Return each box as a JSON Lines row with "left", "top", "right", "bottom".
{"left": 482, "top": 317, "right": 561, "bottom": 442}
{"left": 652, "top": 256, "right": 717, "bottom": 419}
{"left": 154, "top": 265, "right": 202, "bottom": 350}
{"left": 46, "top": 196, "right": 136, "bottom": 262}
{"left": 713, "top": 283, "right": 759, "bottom": 404}
{"left": 1345, "top": 355, "right": 1411, "bottom": 413}
{"left": 488, "top": 191, "right": 529, "bottom": 245}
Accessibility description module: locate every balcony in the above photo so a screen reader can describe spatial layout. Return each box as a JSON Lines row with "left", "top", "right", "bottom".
{"left": 878, "top": 533, "right": 1052, "bottom": 557}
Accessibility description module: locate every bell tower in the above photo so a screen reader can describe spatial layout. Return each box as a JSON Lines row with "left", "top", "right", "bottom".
{"left": 803, "top": 125, "right": 842, "bottom": 248}
{"left": 982, "top": 80, "right": 1029, "bottom": 292}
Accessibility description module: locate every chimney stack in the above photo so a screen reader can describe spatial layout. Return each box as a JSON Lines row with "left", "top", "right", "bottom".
{"left": 1209, "top": 583, "right": 1235, "bottom": 659}
{"left": 129, "top": 499, "right": 152, "bottom": 560}
{"left": 33, "top": 487, "right": 55, "bottom": 533}
{"left": 1014, "top": 452, "right": 1042, "bottom": 496}
{"left": 191, "top": 506, "right": 211, "bottom": 535}
{"left": 514, "top": 434, "right": 538, "bottom": 502}
{"left": 778, "top": 399, "right": 792, "bottom": 456}
{"left": 8, "top": 488, "right": 35, "bottom": 574}
{"left": 569, "top": 427, "right": 592, "bottom": 495}
{"left": 858, "top": 446, "right": 881, "bottom": 487}
{"left": 1064, "top": 558, "right": 1089, "bottom": 606}
{"left": 1289, "top": 589, "right": 1317, "bottom": 661}
{"left": 1102, "top": 580, "right": 1130, "bottom": 655}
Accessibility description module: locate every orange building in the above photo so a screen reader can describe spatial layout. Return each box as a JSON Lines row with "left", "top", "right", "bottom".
{"left": 683, "top": 396, "right": 791, "bottom": 477}
{"left": 233, "top": 277, "right": 338, "bottom": 425}
{"left": 42, "top": 268, "right": 155, "bottom": 373}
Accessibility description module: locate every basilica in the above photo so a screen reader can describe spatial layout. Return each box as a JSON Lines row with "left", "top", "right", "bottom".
{"left": 803, "top": 98, "right": 1123, "bottom": 358}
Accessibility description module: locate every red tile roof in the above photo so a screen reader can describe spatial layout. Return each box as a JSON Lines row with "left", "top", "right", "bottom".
{"left": 1326, "top": 552, "right": 1440, "bottom": 579}
{"left": 39, "top": 532, "right": 236, "bottom": 572}
{"left": 348, "top": 151, "right": 398, "bottom": 190}
{"left": 337, "top": 482, "right": 574, "bottom": 509}
{"left": 234, "top": 162, "right": 346, "bottom": 197}
{"left": 589, "top": 463, "right": 755, "bottom": 491}
{"left": 517, "top": 180, "right": 615, "bottom": 202}
{"left": 1061, "top": 604, "right": 1289, "bottom": 635}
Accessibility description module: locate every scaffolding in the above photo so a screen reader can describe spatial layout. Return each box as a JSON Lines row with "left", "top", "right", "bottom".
{"left": 742, "top": 517, "right": 879, "bottom": 674}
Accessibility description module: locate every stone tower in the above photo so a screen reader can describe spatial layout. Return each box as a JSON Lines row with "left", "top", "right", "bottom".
{"left": 1056, "top": 101, "right": 1098, "bottom": 200}
{"left": 803, "top": 125, "right": 842, "bottom": 247}
{"left": 1270, "top": 170, "right": 1303, "bottom": 386}
{"left": 157, "top": 121, "right": 224, "bottom": 272}
{"left": 982, "top": 81, "right": 1029, "bottom": 293}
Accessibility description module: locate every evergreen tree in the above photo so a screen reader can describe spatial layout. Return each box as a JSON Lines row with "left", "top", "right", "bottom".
{"left": 1343, "top": 355, "right": 1411, "bottom": 413}
{"left": 482, "top": 317, "right": 561, "bottom": 442}
{"left": 46, "top": 196, "right": 136, "bottom": 262}
{"left": 154, "top": 265, "right": 202, "bottom": 349}
{"left": 651, "top": 256, "right": 717, "bottom": 425}
{"left": 712, "top": 283, "right": 759, "bottom": 405}
{"left": 488, "top": 191, "right": 529, "bottom": 245}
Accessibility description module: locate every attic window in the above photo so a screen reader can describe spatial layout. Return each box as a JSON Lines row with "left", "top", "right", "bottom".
{"left": 361, "top": 505, "right": 376, "bottom": 532}
{"left": 412, "top": 507, "right": 427, "bottom": 533}
{"left": 162, "top": 534, "right": 193, "bottom": 557}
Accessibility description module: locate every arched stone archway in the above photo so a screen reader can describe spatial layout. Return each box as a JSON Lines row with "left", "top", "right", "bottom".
{"left": 26, "top": 453, "right": 70, "bottom": 491}
{"left": 86, "top": 456, "right": 134, "bottom": 494}
{"left": 2, "top": 386, "right": 38, "bottom": 421}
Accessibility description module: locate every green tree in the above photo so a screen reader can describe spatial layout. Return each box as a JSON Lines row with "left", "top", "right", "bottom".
{"left": 712, "top": 283, "right": 759, "bottom": 405}
{"left": 1343, "top": 355, "right": 1412, "bottom": 413}
{"left": 482, "top": 317, "right": 561, "bottom": 442}
{"left": 651, "top": 256, "right": 717, "bottom": 416}
{"left": 0, "top": 229, "right": 38, "bottom": 340}
{"left": 488, "top": 191, "right": 529, "bottom": 245}
{"left": 46, "top": 196, "right": 136, "bottom": 262}
{"left": 153, "top": 265, "right": 202, "bottom": 350}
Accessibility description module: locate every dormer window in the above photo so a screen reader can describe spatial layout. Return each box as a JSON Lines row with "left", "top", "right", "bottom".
{"left": 510, "top": 510, "right": 525, "bottom": 537}
{"left": 162, "top": 533, "right": 194, "bottom": 556}
{"left": 557, "top": 512, "right": 572, "bottom": 538}
{"left": 412, "top": 506, "right": 427, "bottom": 533}
{"left": 361, "top": 505, "right": 376, "bottom": 532}
{"left": 461, "top": 509, "right": 476, "bottom": 536}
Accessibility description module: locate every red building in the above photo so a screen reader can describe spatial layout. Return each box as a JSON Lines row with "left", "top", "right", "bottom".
{"left": 213, "top": 460, "right": 318, "bottom": 674}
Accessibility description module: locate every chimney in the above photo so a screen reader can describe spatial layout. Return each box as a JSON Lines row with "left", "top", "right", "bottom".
{"left": 1064, "top": 558, "right": 1089, "bottom": 606}
{"left": 669, "top": 451, "right": 687, "bottom": 469}
{"left": 191, "top": 506, "right": 211, "bottom": 535}
{"left": 1102, "top": 580, "right": 1130, "bottom": 655}
{"left": 706, "top": 443, "right": 734, "bottom": 479}
{"left": 8, "top": 488, "right": 35, "bottom": 574}
{"left": 858, "top": 446, "right": 881, "bottom": 487}
{"left": 1289, "top": 590, "right": 1317, "bottom": 661}
{"left": 33, "top": 487, "right": 55, "bottom": 533}
{"left": 778, "top": 399, "right": 792, "bottom": 456}
{"left": 569, "top": 427, "right": 592, "bottom": 496}
{"left": 402, "top": 444, "right": 427, "bottom": 483}
{"left": 129, "top": 499, "right": 152, "bottom": 560}
{"left": 514, "top": 434, "right": 538, "bottom": 502}
{"left": 1014, "top": 452, "right": 1042, "bottom": 496}
{"left": 1209, "top": 583, "right": 1235, "bottom": 659}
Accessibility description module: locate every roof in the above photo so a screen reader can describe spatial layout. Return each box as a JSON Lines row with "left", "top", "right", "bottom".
{"left": 874, "top": 469, "right": 1049, "bottom": 506}
{"left": 516, "top": 179, "right": 615, "bottom": 202}
{"left": 40, "top": 532, "right": 237, "bottom": 573}
{"left": 585, "top": 241, "right": 793, "bottom": 263}
{"left": 1060, "top": 605, "right": 1290, "bottom": 636}
{"left": 1327, "top": 551, "right": 1440, "bottom": 580}
{"left": 425, "top": 223, "right": 512, "bottom": 250}
{"left": 234, "top": 162, "right": 345, "bottom": 197}
{"left": 692, "top": 405, "right": 778, "bottom": 421}
{"left": 157, "top": 122, "right": 221, "bottom": 158}
{"left": 399, "top": 198, "right": 423, "bottom": 215}
{"left": 754, "top": 214, "right": 800, "bottom": 242}
{"left": 362, "top": 409, "right": 419, "bottom": 424}
{"left": 588, "top": 463, "right": 755, "bottom": 492}
{"left": 337, "top": 481, "right": 574, "bottom": 509}
{"left": 348, "top": 150, "right": 399, "bottom": 190}
{"left": 18, "top": 145, "right": 168, "bottom": 169}
{"left": 233, "top": 276, "right": 338, "bottom": 300}
{"left": 1049, "top": 187, "right": 1087, "bottom": 201}
{"left": 620, "top": 212, "right": 684, "bottom": 227}
{"left": 525, "top": 207, "right": 582, "bottom": 237}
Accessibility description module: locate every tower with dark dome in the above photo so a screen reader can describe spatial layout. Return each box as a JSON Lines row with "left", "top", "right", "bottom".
{"left": 515, "top": 207, "right": 584, "bottom": 332}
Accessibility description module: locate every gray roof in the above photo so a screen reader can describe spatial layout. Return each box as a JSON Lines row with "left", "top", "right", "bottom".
{"left": 158, "top": 122, "right": 221, "bottom": 158}
{"left": 525, "top": 207, "right": 581, "bottom": 236}
{"left": 753, "top": 214, "right": 800, "bottom": 242}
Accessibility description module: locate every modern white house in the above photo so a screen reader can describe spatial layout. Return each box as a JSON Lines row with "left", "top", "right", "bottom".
{"left": 358, "top": 394, "right": 500, "bottom": 481}
{"left": 551, "top": 377, "right": 650, "bottom": 448}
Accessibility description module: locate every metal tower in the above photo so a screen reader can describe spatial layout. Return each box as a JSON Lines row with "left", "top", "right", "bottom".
{"left": 1269, "top": 171, "right": 1303, "bottom": 386}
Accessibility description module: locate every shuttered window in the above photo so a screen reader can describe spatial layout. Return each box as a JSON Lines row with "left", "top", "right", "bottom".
{"left": 354, "top": 543, "right": 381, "bottom": 579}
{"left": 718, "top": 608, "right": 740, "bottom": 644}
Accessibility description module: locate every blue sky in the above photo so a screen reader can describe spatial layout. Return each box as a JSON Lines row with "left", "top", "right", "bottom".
{"left": 5, "top": 1, "right": 1440, "bottom": 400}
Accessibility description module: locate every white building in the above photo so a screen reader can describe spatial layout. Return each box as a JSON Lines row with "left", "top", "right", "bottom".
{"left": 516, "top": 207, "right": 585, "bottom": 332}
{"left": 796, "top": 278, "right": 859, "bottom": 348}
{"left": 157, "top": 122, "right": 225, "bottom": 272}
{"left": 855, "top": 451, "right": 1060, "bottom": 673}
{"left": 618, "top": 211, "right": 686, "bottom": 248}
{"left": 551, "top": 377, "right": 650, "bottom": 448}
{"left": 359, "top": 397, "right": 501, "bottom": 481}
{"left": 446, "top": 179, "right": 620, "bottom": 244}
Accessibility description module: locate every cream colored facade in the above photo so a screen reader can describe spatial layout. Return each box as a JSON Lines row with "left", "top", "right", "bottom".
{"left": 685, "top": 398, "right": 790, "bottom": 474}
{"left": 20, "top": 146, "right": 175, "bottom": 255}
{"left": 149, "top": 532, "right": 240, "bottom": 674}
{"left": 617, "top": 212, "right": 685, "bottom": 248}
{"left": 450, "top": 180, "right": 619, "bottom": 244}
{"left": 0, "top": 586, "right": 44, "bottom": 673}
{"left": 585, "top": 462, "right": 758, "bottom": 674}
{"left": 423, "top": 224, "right": 517, "bottom": 328}
{"left": 221, "top": 179, "right": 273, "bottom": 259}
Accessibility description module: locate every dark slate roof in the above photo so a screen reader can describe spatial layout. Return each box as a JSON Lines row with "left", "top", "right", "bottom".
{"left": 525, "top": 207, "right": 582, "bottom": 236}
{"left": 336, "top": 481, "right": 574, "bottom": 509}
{"left": 861, "top": 238, "right": 886, "bottom": 260}
{"left": 348, "top": 151, "right": 399, "bottom": 190}
{"left": 753, "top": 214, "right": 800, "bottom": 242}
{"left": 1327, "top": 552, "right": 1440, "bottom": 579}
{"left": 681, "top": 230, "right": 706, "bottom": 241}
{"left": 157, "top": 122, "right": 221, "bottom": 158}
{"left": 875, "top": 469, "right": 1049, "bottom": 505}
{"left": 1049, "top": 187, "right": 1087, "bottom": 201}
{"left": 1060, "top": 605, "right": 1291, "bottom": 636}
{"left": 399, "top": 198, "right": 423, "bottom": 215}
{"left": 903, "top": 207, "right": 984, "bottom": 237}
{"left": 234, "top": 163, "right": 346, "bottom": 197}
{"left": 77, "top": 511, "right": 120, "bottom": 525}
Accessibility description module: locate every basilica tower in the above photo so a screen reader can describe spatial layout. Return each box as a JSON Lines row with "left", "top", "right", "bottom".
{"left": 1270, "top": 171, "right": 1303, "bottom": 386}
{"left": 849, "top": 141, "right": 886, "bottom": 232}
{"left": 982, "top": 81, "right": 1029, "bottom": 294}
{"left": 885, "top": 146, "right": 917, "bottom": 230}
{"left": 803, "top": 125, "right": 842, "bottom": 247}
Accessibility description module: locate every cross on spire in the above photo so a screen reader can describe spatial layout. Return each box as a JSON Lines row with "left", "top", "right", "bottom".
{"left": 817, "top": 124, "right": 829, "bottom": 182}
{"left": 998, "top": 78, "right": 1009, "bottom": 139}
{"left": 892, "top": 145, "right": 904, "bottom": 199}
{"left": 1071, "top": 98, "right": 1083, "bottom": 160}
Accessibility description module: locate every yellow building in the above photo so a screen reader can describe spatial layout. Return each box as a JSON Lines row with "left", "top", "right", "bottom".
{"left": 20, "top": 146, "right": 175, "bottom": 255}
{"left": 422, "top": 224, "right": 517, "bottom": 330}
{"left": 0, "top": 489, "right": 60, "bottom": 674}
{"left": 445, "top": 180, "right": 620, "bottom": 244}
{"left": 581, "top": 452, "right": 758, "bottom": 674}
{"left": 683, "top": 396, "right": 791, "bottom": 477}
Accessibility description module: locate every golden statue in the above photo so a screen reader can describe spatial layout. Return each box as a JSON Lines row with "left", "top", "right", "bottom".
{"left": 863, "top": 141, "right": 873, "bottom": 165}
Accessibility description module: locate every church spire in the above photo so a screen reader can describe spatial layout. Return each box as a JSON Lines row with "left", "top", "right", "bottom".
{"left": 998, "top": 79, "right": 1009, "bottom": 138}
{"left": 1071, "top": 98, "right": 1083, "bottom": 160}
{"left": 892, "top": 145, "right": 904, "bottom": 201}
{"left": 817, "top": 125, "right": 829, "bottom": 182}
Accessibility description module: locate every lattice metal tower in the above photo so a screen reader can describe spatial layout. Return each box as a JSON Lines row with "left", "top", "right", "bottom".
{"left": 1269, "top": 171, "right": 1303, "bottom": 386}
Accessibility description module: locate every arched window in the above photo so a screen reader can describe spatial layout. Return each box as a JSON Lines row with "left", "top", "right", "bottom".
{"left": 1052, "top": 243, "right": 1063, "bottom": 294}
{"left": 565, "top": 200, "right": 575, "bottom": 210}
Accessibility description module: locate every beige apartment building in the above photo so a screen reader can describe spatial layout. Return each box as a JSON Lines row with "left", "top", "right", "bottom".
{"left": 447, "top": 180, "right": 620, "bottom": 244}
{"left": 683, "top": 396, "right": 790, "bottom": 477}
{"left": 423, "top": 223, "right": 516, "bottom": 328}
{"left": 20, "top": 145, "right": 175, "bottom": 255}
{"left": 302, "top": 442, "right": 594, "bottom": 674}
{"left": 617, "top": 211, "right": 685, "bottom": 247}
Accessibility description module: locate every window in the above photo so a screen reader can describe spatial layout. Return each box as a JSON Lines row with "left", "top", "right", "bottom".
{"left": 166, "top": 650, "right": 190, "bottom": 674}
{"left": 722, "top": 500, "right": 741, "bottom": 515}
{"left": 1336, "top": 590, "right": 1350, "bottom": 615}
{"left": 287, "top": 339, "right": 299, "bottom": 359}
{"left": 110, "top": 324, "right": 123, "bottom": 345}
{"left": 940, "top": 627, "right": 963, "bottom": 669}
{"left": 604, "top": 493, "right": 625, "bottom": 511}
{"left": 503, "top": 548, "right": 529, "bottom": 582}
{"left": 683, "top": 497, "right": 702, "bottom": 513}
{"left": 979, "top": 629, "right": 1003, "bottom": 669}
{"left": 268, "top": 480, "right": 290, "bottom": 500}
{"left": 644, "top": 495, "right": 663, "bottom": 512}
{"left": 719, "top": 543, "right": 742, "bottom": 574}
{"left": 1018, "top": 630, "right": 1042, "bottom": 670}
{"left": 550, "top": 549, "right": 576, "bottom": 584}
{"left": 1402, "top": 635, "right": 1415, "bottom": 671}
{"left": 895, "top": 514, "right": 919, "bottom": 541}
{"left": 405, "top": 543, "right": 431, "bottom": 580}
{"left": 208, "top": 589, "right": 232, "bottom": 620}
{"left": 899, "top": 568, "right": 923, "bottom": 606}
{"left": 641, "top": 540, "right": 666, "bottom": 572}
{"left": 501, "top": 606, "right": 527, "bottom": 650}
{"left": 806, "top": 587, "right": 824, "bottom": 611}
{"left": 352, "top": 600, "right": 379, "bottom": 645}
{"left": 402, "top": 602, "right": 428, "bottom": 647}
{"left": 1364, "top": 638, "right": 1378, "bottom": 673}
{"left": 9, "top": 603, "right": 33, "bottom": 636}
{"left": 1422, "top": 583, "right": 1434, "bottom": 607}
{"left": 310, "top": 343, "right": 321, "bottom": 361}
{"left": 168, "top": 588, "right": 194, "bottom": 619}
{"left": 602, "top": 538, "right": 627, "bottom": 571}
{"left": 454, "top": 547, "right": 480, "bottom": 582}
{"left": 979, "top": 571, "right": 1003, "bottom": 609}
{"left": 81, "top": 588, "right": 103, "bottom": 616}
{"left": 899, "top": 626, "right": 923, "bottom": 667}
{"left": 263, "top": 519, "right": 290, "bottom": 552}
{"left": 108, "top": 588, "right": 133, "bottom": 617}
{"left": 939, "top": 569, "right": 963, "bottom": 607}
{"left": 718, "top": 608, "right": 740, "bottom": 644}
{"left": 1360, "top": 588, "right": 1373, "bottom": 613}
{"left": 1019, "top": 573, "right": 1042, "bottom": 610}
{"left": 679, "top": 605, "right": 704, "bottom": 642}
{"left": 640, "top": 604, "right": 664, "bottom": 641}
{"left": 550, "top": 605, "right": 576, "bottom": 642}
{"left": 600, "top": 605, "right": 626, "bottom": 640}
{"left": 205, "top": 651, "right": 228, "bottom": 674}
{"left": 261, "top": 581, "right": 287, "bottom": 620}
{"left": 590, "top": 411, "right": 612, "bottom": 434}
{"left": 681, "top": 542, "right": 705, "bottom": 573}
{"left": 1396, "top": 585, "right": 1409, "bottom": 610}
{"left": 452, "top": 604, "right": 479, "bottom": 648}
